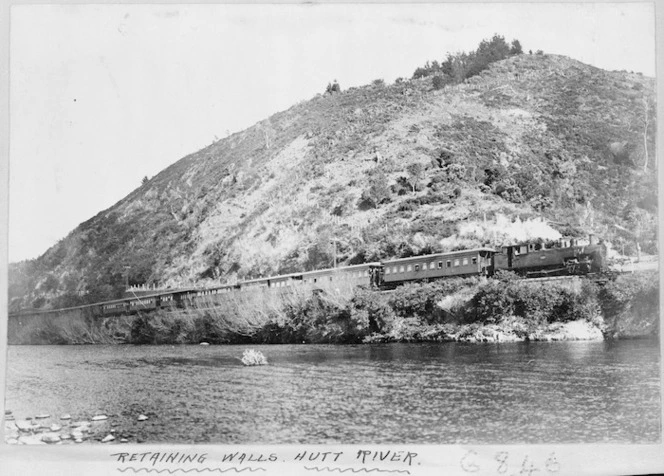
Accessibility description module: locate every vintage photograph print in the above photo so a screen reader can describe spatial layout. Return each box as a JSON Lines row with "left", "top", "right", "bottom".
{"left": 3, "top": 1, "right": 660, "bottom": 453}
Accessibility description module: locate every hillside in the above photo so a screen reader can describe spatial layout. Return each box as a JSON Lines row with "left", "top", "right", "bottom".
{"left": 9, "top": 53, "right": 657, "bottom": 311}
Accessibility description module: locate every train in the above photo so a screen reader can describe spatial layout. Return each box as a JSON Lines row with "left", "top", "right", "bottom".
{"left": 9, "top": 235, "right": 607, "bottom": 319}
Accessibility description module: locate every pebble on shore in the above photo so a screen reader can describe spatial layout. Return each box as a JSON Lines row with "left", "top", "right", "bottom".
{"left": 15, "top": 420, "right": 33, "bottom": 431}
{"left": 41, "top": 432, "right": 62, "bottom": 444}
{"left": 137, "top": 414, "right": 149, "bottom": 421}
{"left": 18, "top": 435, "right": 45, "bottom": 445}
{"left": 2, "top": 410, "right": 118, "bottom": 445}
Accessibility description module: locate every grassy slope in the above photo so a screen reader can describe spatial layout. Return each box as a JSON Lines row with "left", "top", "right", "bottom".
{"left": 9, "top": 54, "right": 657, "bottom": 310}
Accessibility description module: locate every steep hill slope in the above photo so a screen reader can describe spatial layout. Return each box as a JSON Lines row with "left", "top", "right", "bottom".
{"left": 9, "top": 54, "right": 657, "bottom": 310}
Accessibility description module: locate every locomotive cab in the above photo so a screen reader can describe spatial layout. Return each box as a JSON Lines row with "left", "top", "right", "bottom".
{"left": 494, "top": 236, "right": 607, "bottom": 277}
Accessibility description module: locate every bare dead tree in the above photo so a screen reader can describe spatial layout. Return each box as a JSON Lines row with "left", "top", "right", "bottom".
{"left": 641, "top": 95, "right": 653, "bottom": 172}
{"left": 263, "top": 129, "right": 270, "bottom": 150}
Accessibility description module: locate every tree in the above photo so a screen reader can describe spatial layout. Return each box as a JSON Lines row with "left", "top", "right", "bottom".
{"left": 640, "top": 95, "right": 656, "bottom": 172}
{"left": 406, "top": 163, "right": 425, "bottom": 193}
{"left": 441, "top": 52, "right": 474, "bottom": 83}
{"left": 141, "top": 176, "right": 149, "bottom": 186}
{"left": 326, "top": 80, "right": 341, "bottom": 94}
{"left": 361, "top": 171, "right": 391, "bottom": 208}
{"left": 510, "top": 39, "right": 523, "bottom": 55}
{"left": 432, "top": 75, "right": 447, "bottom": 90}
{"left": 467, "top": 34, "right": 511, "bottom": 78}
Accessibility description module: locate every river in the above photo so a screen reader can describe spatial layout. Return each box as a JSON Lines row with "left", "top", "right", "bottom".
{"left": 4, "top": 340, "right": 660, "bottom": 444}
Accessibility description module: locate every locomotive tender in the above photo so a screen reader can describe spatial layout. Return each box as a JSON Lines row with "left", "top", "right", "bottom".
{"left": 10, "top": 236, "right": 607, "bottom": 320}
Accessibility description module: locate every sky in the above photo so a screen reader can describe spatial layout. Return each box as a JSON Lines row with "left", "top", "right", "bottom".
{"left": 7, "top": 2, "right": 657, "bottom": 263}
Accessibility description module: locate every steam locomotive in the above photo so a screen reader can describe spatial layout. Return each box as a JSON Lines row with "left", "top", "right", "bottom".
{"left": 10, "top": 236, "right": 607, "bottom": 319}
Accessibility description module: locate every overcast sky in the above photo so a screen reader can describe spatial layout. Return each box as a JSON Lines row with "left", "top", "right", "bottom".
{"left": 8, "top": 2, "right": 657, "bottom": 263}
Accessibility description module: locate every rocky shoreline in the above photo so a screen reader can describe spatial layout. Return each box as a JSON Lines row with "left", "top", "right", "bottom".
{"left": 364, "top": 318, "right": 605, "bottom": 344}
{"left": 3, "top": 409, "right": 149, "bottom": 445}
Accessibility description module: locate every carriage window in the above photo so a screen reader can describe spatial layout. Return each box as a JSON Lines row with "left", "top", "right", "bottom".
{"left": 415, "top": 264, "right": 420, "bottom": 271}
{"left": 407, "top": 265, "right": 412, "bottom": 272}
{"left": 472, "top": 257, "right": 477, "bottom": 264}
{"left": 454, "top": 259, "right": 460, "bottom": 267}
{"left": 446, "top": 260, "right": 451, "bottom": 268}
{"left": 385, "top": 267, "right": 390, "bottom": 274}
{"left": 399, "top": 265, "right": 405, "bottom": 272}
{"left": 438, "top": 261, "right": 442, "bottom": 269}
{"left": 462, "top": 257, "right": 468, "bottom": 266}
{"left": 520, "top": 245, "right": 528, "bottom": 254}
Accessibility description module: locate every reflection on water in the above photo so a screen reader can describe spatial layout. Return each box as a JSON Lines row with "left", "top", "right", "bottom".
{"left": 4, "top": 340, "right": 660, "bottom": 444}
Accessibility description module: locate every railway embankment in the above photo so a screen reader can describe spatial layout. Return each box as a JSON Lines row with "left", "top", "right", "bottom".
{"left": 8, "top": 271, "right": 658, "bottom": 345}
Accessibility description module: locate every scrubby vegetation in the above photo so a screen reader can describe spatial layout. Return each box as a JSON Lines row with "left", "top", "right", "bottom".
{"left": 599, "top": 271, "right": 659, "bottom": 338}
{"left": 8, "top": 34, "right": 657, "bottom": 313}
{"left": 412, "top": 34, "right": 523, "bottom": 82}
{"left": 9, "top": 273, "right": 658, "bottom": 345}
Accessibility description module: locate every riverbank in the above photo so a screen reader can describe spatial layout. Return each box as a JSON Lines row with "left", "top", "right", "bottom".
{"left": 4, "top": 410, "right": 130, "bottom": 445}
{"left": 7, "top": 271, "right": 658, "bottom": 345}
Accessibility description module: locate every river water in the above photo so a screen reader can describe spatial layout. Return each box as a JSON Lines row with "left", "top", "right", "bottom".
{"left": 4, "top": 340, "right": 661, "bottom": 444}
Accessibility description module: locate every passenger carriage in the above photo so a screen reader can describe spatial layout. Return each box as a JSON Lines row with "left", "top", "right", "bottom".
{"left": 300, "top": 262, "right": 383, "bottom": 288}
{"left": 382, "top": 248, "right": 496, "bottom": 286}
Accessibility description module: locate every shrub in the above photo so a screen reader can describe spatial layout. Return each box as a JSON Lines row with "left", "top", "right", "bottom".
{"left": 349, "top": 289, "right": 395, "bottom": 333}
{"left": 388, "top": 281, "right": 462, "bottom": 325}
{"left": 325, "top": 80, "right": 341, "bottom": 94}
{"left": 471, "top": 277, "right": 601, "bottom": 325}
{"left": 282, "top": 292, "right": 365, "bottom": 343}
{"left": 130, "top": 314, "right": 156, "bottom": 344}
{"left": 241, "top": 349, "right": 268, "bottom": 366}
{"left": 359, "top": 170, "right": 391, "bottom": 209}
{"left": 598, "top": 272, "right": 659, "bottom": 323}
{"left": 432, "top": 75, "right": 446, "bottom": 90}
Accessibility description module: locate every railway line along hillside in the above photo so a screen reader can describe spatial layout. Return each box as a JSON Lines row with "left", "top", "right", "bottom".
{"left": 9, "top": 48, "right": 657, "bottom": 316}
